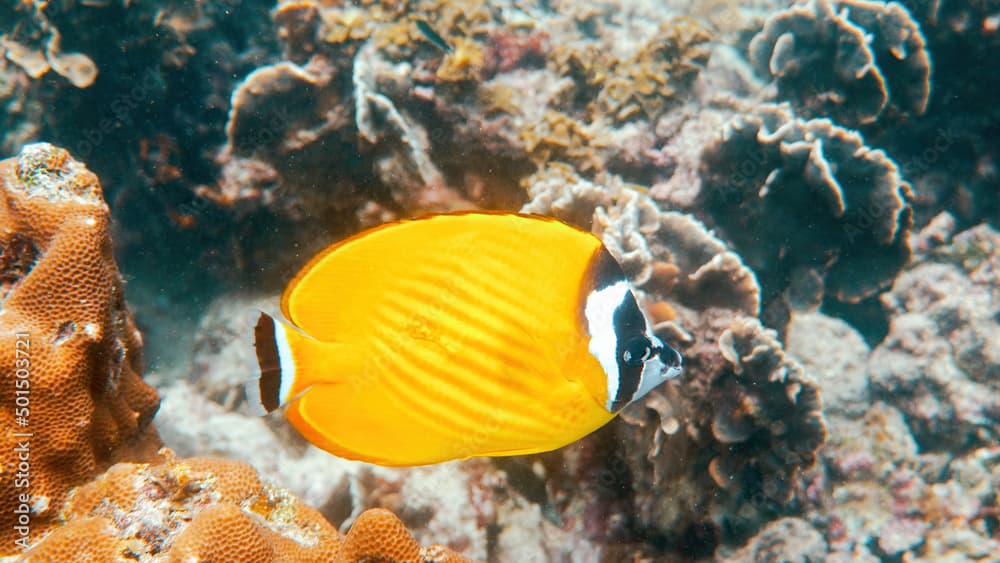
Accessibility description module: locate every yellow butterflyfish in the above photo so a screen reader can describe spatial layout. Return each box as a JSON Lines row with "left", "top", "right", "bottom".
{"left": 250, "top": 212, "right": 682, "bottom": 466}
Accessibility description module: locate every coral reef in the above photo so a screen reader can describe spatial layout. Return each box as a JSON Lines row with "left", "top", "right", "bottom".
{"left": 206, "top": 0, "right": 716, "bottom": 227}
{"left": 875, "top": 0, "right": 1000, "bottom": 229}
{"left": 787, "top": 311, "right": 871, "bottom": 417}
{"left": 0, "top": 0, "right": 732, "bottom": 305}
{"left": 3, "top": 0, "right": 997, "bottom": 559}
{"left": 522, "top": 164, "right": 825, "bottom": 553}
{"left": 1, "top": 0, "right": 281, "bottom": 305}
{"left": 795, "top": 401, "right": 1000, "bottom": 561}
{"left": 718, "top": 517, "right": 828, "bottom": 562}
{"left": 869, "top": 214, "right": 1000, "bottom": 450}
{"left": 0, "top": 143, "right": 161, "bottom": 555}
{"left": 23, "top": 451, "right": 473, "bottom": 562}
{"left": 733, "top": 271, "right": 999, "bottom": 561}
{"left": 587, "top": 17, "right": 712, "bottom": 123}
{"left": 0, "top": 3, "right": 98, "bottom": 88}
{"left": 698, "top": 102, "right": 914, "bottom": 330}
{"left": 749, "top": 0, "right": 931, "bottom": 127}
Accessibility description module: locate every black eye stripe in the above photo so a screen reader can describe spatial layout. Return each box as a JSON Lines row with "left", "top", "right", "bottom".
{"left": 610, "top": 292, "right": 647, "bottom": 411}
{"left": 589, "top": 246, "right": 627, "bottom": 291}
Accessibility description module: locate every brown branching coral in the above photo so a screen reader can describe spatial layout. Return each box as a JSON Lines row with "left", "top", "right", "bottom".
{"left": 436, "top": 38, "right": 487, "bottom": 82}
{"left": 698, "top": 103, "right": 913, "bottom": 324}
{"left": 522, "top": 164, "right": 824, "bottom": 550}
{"left": 0, "top": 143, "right": 161, "bottom": 556}
{"left": 520, "top": 111, "right": 609, "bottom": 172}
{"left": 281, "top": 0, "right": 493, "bottom": 63}
{"left": 749, "top": 0, "right": 931, "bottom": 127}
{"left": 23, "top": 452, "right": 475, "bottom": 562}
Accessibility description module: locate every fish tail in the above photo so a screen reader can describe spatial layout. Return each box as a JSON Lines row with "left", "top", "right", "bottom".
{"left": 247, "top": 312, "right": 308, "bottom": 415}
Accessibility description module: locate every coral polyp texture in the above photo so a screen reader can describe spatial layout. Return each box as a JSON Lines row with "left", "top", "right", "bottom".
{"left": 590, "top": 17, "right": 712, "bottom": 123}
{"left": 23, "top": 451, "right": 474, "bottom": 562}
{"left": 870, "top": 215, "right": 1000, "bottom": 450}
{"left": 749, "top": 0, "right": 931, "bottom": 127}
{"left": 0, "top": 143, "right": 161, "bottom": 555}
{"left": 698, "top": 103, "right": 913, "bottom": 324}
{"left": 793, "top": 386, "right": 1000, "bottom": 559}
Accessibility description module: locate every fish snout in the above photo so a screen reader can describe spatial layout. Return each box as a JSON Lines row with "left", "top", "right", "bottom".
{"left": 658, "top": 344, "right": 683, "bottom": 379}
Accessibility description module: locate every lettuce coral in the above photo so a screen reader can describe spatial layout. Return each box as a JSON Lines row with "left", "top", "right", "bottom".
{"left": 0, "top": 5, "right": 98, "bottom": 88}
{"left": 698, "top": 103, "right": 913, "bottom": 325}
{"left": 522, "top": 164, "right": 825, "bottom": 550}
{"left": 749, "top": 0, "right": 931, "bottom": 127}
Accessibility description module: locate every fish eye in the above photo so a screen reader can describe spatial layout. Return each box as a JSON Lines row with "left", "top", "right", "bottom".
{"left": 622, "top": 336, "right": 653, "bottom": 366}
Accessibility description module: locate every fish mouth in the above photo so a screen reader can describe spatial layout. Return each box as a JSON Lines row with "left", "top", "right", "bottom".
{"left": 626, "top": 338, "right": 684, "bottom": 406}
{"left": 657, "top": 344, "right": 683, "bottom": 378}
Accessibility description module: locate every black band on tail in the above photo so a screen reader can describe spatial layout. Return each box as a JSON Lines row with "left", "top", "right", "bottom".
{"left": 254, "top": 313, "right": 283, "bottom": 413}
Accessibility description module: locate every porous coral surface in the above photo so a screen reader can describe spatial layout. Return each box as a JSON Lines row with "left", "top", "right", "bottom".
{"left": 22, "top": 451, "right": 473, "bottom": 562}
{"left": 0, "top": 143, "right": 161, "bottom": 555}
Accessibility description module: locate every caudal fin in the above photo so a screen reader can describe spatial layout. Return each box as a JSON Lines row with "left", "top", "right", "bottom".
{"left": 248, "top": 312, "right": 297, "bottom": 414}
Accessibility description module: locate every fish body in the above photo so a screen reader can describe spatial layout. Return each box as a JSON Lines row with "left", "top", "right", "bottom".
{"left": 252, "top": 212, "right": 682, "bottom": 466}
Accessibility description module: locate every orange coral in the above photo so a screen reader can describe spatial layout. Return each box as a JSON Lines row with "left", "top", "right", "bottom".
{"left": 343, "top": 508, "right": 475, "bottom": 562}
{"left": 0, "top": 143, "right": 161, "bottom": 556}
{"left": 22, "top": 451, "right": 475, "bottom": 562}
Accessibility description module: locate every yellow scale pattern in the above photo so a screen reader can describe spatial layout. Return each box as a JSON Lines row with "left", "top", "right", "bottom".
{"left": 280, "top": 213, "right": 615, "bottom": 465}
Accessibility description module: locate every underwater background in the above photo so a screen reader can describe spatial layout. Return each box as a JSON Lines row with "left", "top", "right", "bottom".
{"left": 0, "top": 0, "right": 998, "bottom": 561}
